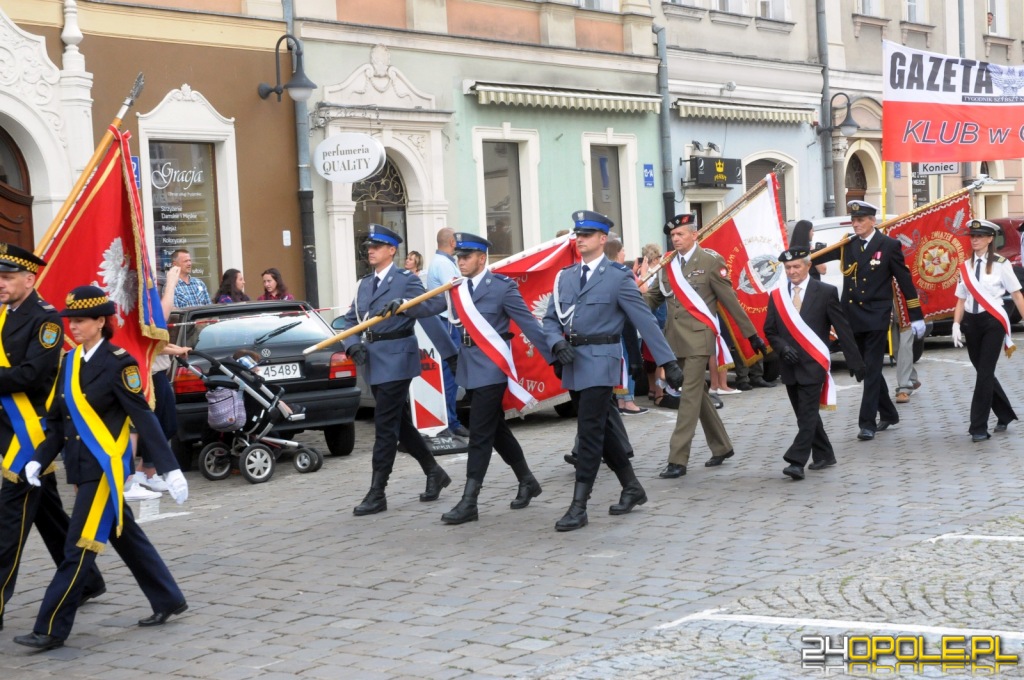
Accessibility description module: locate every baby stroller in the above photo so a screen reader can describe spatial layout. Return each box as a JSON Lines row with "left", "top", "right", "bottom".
{"left": 176, "top": 349, "right": 324, "bottom": 484}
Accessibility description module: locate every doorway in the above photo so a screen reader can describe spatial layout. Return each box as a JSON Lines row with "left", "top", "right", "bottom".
{"left": 352, "top": 157, "right": 408, "bottom": 280}
{"left": 0, "top": 127, "right": 34, "bottom": 251}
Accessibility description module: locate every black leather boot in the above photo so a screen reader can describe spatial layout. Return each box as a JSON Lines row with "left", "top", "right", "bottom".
{"left": 510, "top": 473, "right": 542, "bottom": 509}
{"left": 555, "top": 482, "right": 591, "bottom": 532}
{"left": 441, "top": 478, "right": 481, "bottom": 524}
{"left": 420, "top": 464, "right": 451, "bottom": 501}
{"left": 609, "top": 464, "right": 647, "bottom": 515}
{"left": 353, "top": 471, "right": 388, "bottom": 515}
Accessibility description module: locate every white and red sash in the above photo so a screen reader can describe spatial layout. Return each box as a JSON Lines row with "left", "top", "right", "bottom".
{"left": 960, "top": 260, "right": 1015, "bottom": 357}
{"left": 665, "top": 256, "right": 734, "bottom": 370}
{"left": 769, "top": 285, "right": 836, "bottom": 410}
{"left": 450, "top": 277, "right": 537, "bottom": 410}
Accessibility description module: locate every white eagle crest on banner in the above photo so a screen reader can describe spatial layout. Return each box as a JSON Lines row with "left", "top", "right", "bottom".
{"left": 95, "top": 237, "right": 137, "bottom": 326}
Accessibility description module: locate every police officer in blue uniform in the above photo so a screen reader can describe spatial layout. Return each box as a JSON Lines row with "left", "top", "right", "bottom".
{"left": 440, "top": 233, "right": 556, "bottom": 524}
{"left": 815, "top": 201, "right": 926, "bottom": 440}
{"left": 15, "top": 286, "right": 189, "bottom": 651}
{"left": 0, "top": 246, "right": 105, "bottom": 633}
{"left": 338, "top": 225, "right": 452, "bottom": 515}
{"left": 542, "top": 211, "right": 684, "bottom": 532}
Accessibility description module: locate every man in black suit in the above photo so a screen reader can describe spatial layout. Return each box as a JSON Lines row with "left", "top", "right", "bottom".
{"left": 765, "top": 248, "right": 865, "bottom": 480}
{"left": 815, "top": 201, "right": 926, "bottom": 441}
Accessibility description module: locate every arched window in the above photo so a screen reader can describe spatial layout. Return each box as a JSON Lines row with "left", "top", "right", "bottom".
{"left": 352, "top": 157, "right": 408, "bottom": 279}
{"left": 745, "top": 158, "right": 788, "bottom": 222}
{"left": 845, "top": 155, "right": 867, "bottom": 205}
{"left": 0, "top": 127, "right": 33, "bottom": 251}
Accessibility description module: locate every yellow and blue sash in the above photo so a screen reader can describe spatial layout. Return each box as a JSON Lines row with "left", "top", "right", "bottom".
{"left": 65, "top": 346, "right": 131, "bottom": 553}
{"left": 0, "top": 308, "right": 49, "bottom": 483}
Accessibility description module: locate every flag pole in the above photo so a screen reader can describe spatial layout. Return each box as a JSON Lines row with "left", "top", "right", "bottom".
{"left": 302, "top": 281, "right": 458, "bottom": 355}
{"left": 34, "top": 73, "right": 145, "bottom": 256}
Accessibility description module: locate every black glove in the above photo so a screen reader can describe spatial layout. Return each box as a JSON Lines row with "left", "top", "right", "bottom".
{"left": 347, "top": 343, "right": 368, "bottom": 366}
{"left": 446, "top": 354, "right": 458, "bottom": 375}
{"left": 551, "top": 361, "right": 563, "bottom": 379}
{"left": 381, "top": 299, "right": 405, "bottom": 318}
{"left": 851, "top": 365, "right": 866, "bottom": 382}
{"left": 748, "top": 334, "right": 768, "bottom": 355}
{"left": 662, "top": 360, "right": 684, "bottom": 391}
{"left": 781, "top": 346, "right": 800, "bottom": 365}
{"left": 552, "top": 340, "right": 576, "bottom": 365}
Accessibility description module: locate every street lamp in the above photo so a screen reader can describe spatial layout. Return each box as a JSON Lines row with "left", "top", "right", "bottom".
{"left": 816, "top": 91, "right": 860, "bottom": 216}
{"left": 257, "top": 34, "right": 316, "bottom": 103}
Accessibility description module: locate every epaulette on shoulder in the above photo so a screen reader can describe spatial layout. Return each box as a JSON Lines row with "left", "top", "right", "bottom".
{"left": 112, "top": 347, "right": 128, "bottom": 357}
{"left": 610, "top": 261, "right": 630, "bottom": 272}
{"left": 561, "top": 263, "right": 575, "bottom": 271}
{"left": 995, "top": 254, "right": 1008, "bottom": 263}
{"left": 398, "top": 268, "right": 411, "bottom": 276}
{"left": 38, "top": 300, "right": 56, "bottom": 311}
{"left": 492, "top": 272, "right": 512, "bottom": 282}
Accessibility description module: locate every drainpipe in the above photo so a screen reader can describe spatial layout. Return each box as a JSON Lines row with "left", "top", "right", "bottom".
{"left": 816, "top": 0, "right": 835, "bottom": 217}
{"left": 959, "top": 0, "right": 972, "bottom": 190}
{"left": 283, "top": 0, "right": 318, "bottom": 306}
{"left": 654, "top": 24, "right": 675, "bottom": 224}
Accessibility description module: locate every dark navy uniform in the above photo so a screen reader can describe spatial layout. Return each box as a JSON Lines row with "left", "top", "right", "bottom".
{"left": 336, "top": 225, "right": 450, "bottom": 515}
{"left": 18, "top": 288, "right": 186, "bottom": 649}
{"left": 815, "top": 201, "right": 924, "bottom": 438}
{"left": 0, "top": 249, "right": 104, "bottom": 631}
{"left": 440, "top": 233, "right": 556, "bottom": 524}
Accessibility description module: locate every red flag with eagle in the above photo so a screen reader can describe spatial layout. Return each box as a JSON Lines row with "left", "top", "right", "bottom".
{"left": 492, "top": 234, "right": 578, "bottom": 415}
{"left": 36, "top": 126, "right": 168, "bottom": 403}
{"left": 698, "top": 173, "right": 788, "bottom": 365}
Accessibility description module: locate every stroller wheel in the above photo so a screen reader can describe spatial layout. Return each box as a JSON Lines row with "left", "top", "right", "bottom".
{"left": 239, "top": 443, "right": 275, "bottom": 484}
{"left": 292, "top": 448, "right": 318, "bottom": 474}
{"left": 308, "top": 447, "right": 324, "bottom": 473}
{"left": 199, "top": 442, "right": 233, "bottom": 481}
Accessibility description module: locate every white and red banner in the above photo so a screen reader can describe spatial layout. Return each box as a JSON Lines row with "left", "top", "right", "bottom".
{"left": 699, "top": 173, "right": 788, "bottom": 365}
{"left": 959, "top": 259, "right": 1015, "bottom": 356}
{"left": 409, "top": 322, "right": 449, "bottom": 436}
{"left": 665, "top": 256, "right": 734, "bottom": 370}
{"left": 882, "top": 40, "right": 1024, "bottom": 161}
{"left": 769, "top": 287, "right": 836, "bottom": 410}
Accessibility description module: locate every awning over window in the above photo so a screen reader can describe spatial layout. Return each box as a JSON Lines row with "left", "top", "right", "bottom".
{"left": 468, "top": 82, "right": 660, "bottom": 114}
{"left": 676, "top": 100, "right": 815, "bottom": 124}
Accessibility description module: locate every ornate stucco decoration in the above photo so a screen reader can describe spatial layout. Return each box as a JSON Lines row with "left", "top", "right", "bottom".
{"left": 0, "top": 10, "right": 64, "bottom": 144}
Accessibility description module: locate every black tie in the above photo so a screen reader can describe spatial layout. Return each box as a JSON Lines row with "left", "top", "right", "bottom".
{"left": 973, "top": 258, "right": 982, "bottom": 313}
{"left": 860, "top": 239, "right": 867, "bottom": 252}
{"left": 580, "top": 264, "right": 590, "bottom": 290}
{"left": 468, "top": 279, "right": 475, "bottom": 296}
{"left": 679, "top": 254, "right": 686, "bottom": 267}
{"left": 372, "top": 276, "right": 379, "bottom": 293}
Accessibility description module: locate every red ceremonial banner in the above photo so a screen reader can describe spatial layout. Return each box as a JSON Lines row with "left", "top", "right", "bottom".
{"left": 36, "top": 127, "right": 168, "bottom": 402}
{"left": 883, "top": 40, "right": 1024, "bottom": 162}
{"left": 699, "top": 173, "right": 788, "bottom": 365}
{"left": 887, "top": 191, "right": 973, "bottom": 326}
{"left": 492, "top": 234, "right": 579, "bottom": 414}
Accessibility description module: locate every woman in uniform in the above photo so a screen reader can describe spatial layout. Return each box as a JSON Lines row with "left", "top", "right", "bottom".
{"left": 951, "top": 220, "right": 1024, "bottom": 442}
{"left": 14, "top": 286, "right": 190, "bottom": 651}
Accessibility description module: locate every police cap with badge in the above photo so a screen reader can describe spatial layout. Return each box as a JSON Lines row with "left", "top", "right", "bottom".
{"left": 0, "top": 242, "right": 47, "bottom": 274}
{"left": 453, "top": 232, "right": 492, "bottom": 256}
{"left": 363, "top": 223, "right": 403, "bottom": 247}
{"left": 60, "top": 285, "right": 117, "bottom": 318}
{"left": 572, "top": 210, "right": 613, "bottom": 235}
{"left": 968, "top": 219, "right": 1000, "bottom": 237}
{"left": 847, "top": 200, "right": 879, "bottom": 218}
{"left": 664, "top": 213, "right": 698, "bottom": 235}
{"left": 778, "top": 246, "right": 811, "bottom": 262}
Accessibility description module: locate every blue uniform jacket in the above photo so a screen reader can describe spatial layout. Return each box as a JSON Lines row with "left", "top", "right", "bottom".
{"left": 452, "top": 272, "right": 554, "bottom": 389}
{"left": 542, "top": 260, "right": 675, "bottom": 391}
{"left": 33, "top": 342, "right": 179, "bottom": 485}
{"left": 338, "top": 267, "right": 446, "bottom": 385}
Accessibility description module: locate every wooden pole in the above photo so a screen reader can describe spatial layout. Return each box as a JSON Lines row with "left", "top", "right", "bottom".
{"left": 302, "top": 280, "right": 458, "bottom": 354}
{"left": 34, "top": 73, "right": 145, "bottom": 256}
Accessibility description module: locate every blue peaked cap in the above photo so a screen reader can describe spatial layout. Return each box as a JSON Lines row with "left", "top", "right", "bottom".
{"left": 364, "top": 224, "right": 402, "bottom": 247}
{"left": 572, "top": 210, "right": 613, "bottom": 234}
{"left": 454, "top": 232, "right": 491, "bottom": 253}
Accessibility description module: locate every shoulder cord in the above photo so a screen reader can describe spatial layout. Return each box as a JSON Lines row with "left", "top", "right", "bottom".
{"left": 552, "top": 269, "right": 576, "bottom": 328}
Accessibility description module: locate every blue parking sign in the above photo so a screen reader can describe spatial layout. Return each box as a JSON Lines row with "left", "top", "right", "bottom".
{"left": 131, "top": 155, "right": 141, "bottom": 188}
{"left": 643, "top": 163, "right": 654, "bottom": 188}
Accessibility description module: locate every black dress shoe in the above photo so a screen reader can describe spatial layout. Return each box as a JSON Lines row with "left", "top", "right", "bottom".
{"left": 876, "top": 419, "right": 898, "bottom": 431}
{"left": 995, "top": 421, "right": 1010, "bottom": 433}
{"left": 420, "top": 465, "right": 451, "bottom": 502}
{"left": 704, "top": 450, "right": 735, "bottom": 467}
{"left": 709, "top": 393, "right": 724, "bottom": 410}
{"left": 750, "top": 377, "right": 777, "bottom": 388}
{"left": 857, "top": 428, "right": 875, "bottom": 441}
{"left": 808, "top": 458, "right": 837, "bottom": 470}
{"left": 79, "top": 585, "right": 107, "bottom": 605}
{"left": 138, "top": 601, "right": 188, "bottom": 627}
{"left": 783, "top": 464, "right": 805, "bottom": 480}
{"left": 972, "top": 432, "right": 991, "bottom": 442}
{"left": 658, "top": 463, "right": 686, "bottom": 478}
{"left": 510, "top": 474, "right": 542, "bottom": 509}
{"left": 734, "top": 382, "right": 753, "bottom": 391}
{"left": 563, "top": 453, "right": 578, "bottom": 467}
{"left": 451, "top": 424, "right": 470, "bottom": 437}
{"left": 14, "top": 632, "right": 64, "bottom": 650}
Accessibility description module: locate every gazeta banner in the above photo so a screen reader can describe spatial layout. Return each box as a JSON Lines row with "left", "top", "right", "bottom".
{"left": 882, "top": 40, "right": 1024, "bottom": 162}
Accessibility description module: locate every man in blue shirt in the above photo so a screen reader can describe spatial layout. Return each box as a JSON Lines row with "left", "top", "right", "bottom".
{"left": 169, "top": 249, "right": 211, "bottom": 308}
{"left": 425, "top": 228, "right": 467, "bottom": 437}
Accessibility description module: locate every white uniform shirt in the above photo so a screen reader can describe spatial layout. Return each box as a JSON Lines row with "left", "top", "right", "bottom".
{"left": 954, "top": 255, "right": 1021, "bottom": 310}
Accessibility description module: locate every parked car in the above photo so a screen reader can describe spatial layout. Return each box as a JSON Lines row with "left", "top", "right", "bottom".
{"left": 168, "top": 301, "right": 360, "bottom": 468}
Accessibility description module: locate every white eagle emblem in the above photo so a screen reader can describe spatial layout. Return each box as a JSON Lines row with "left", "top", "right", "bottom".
{"left": 96, "top": 237, "right": 137, "bottom": 327}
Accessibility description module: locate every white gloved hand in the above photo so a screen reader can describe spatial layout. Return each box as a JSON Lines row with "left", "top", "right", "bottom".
{"left": 165, "top": 469, "right": 188, "bottom": 505}
{"left": 952, "top": 322, "right": 965, "bottom": 348}
{"left": 911, "top": 319, "right": 927, "bottom": 339}
{"left": 24, "top": 461, "right": 42, "bottom": 487}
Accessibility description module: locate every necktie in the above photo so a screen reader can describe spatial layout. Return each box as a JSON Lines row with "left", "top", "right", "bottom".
{"left": 679, "top": 254, "right": 686, "bottom": 267}
{"left": 973, "top": 258, "right": 982, "bottom": 313}
{"left": 372, "top": 275, "right": 379, "bottom": 293}
{"left": 468, "top": 279, "right": 475, "bottom": 296}
{"left": 792, "top": 285, "right": 802, "bottom": 311}
{"left": 580, "top": 264, "right": 590, "bottom": 290}
{"left": 860, "top": 239, "right": 867, "bottom": 252}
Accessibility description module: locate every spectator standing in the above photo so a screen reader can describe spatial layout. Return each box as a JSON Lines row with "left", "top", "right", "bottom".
{"left": 169, "top": 249, "right": 210, "bottom": 308}
{"left": 214, "top": 269, "right": 250, "bottom": 304}
{"left": 426, "top": 228, "right": 468, "bottom": 437}
{"left": 404, "top": 251, "right": 424, "bottom": 280}
{"left": 257, "top": 268, "right": 294, "bottom": 301}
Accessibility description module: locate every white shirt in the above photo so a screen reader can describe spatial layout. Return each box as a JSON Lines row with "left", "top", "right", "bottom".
{"left": 580, "top": 254, "right": 606, "bottom": 274}
{"left": 677, "top": 244, "right": 698, "bottom": 264}
{"left": 426, "top": 251, "right": 459, "bottom": 319}
{"left": 82, "top": 338, "right": 104, "bottom": 362}
{"left": 955, "top": 255, "right": 1021, "bottom": 309}
{"left": 373, "top": 263, "right": 394, "bottom": 288}
{"left": 789, "top": 277, "right": 810, "bottom": 302}
{"left": 468, "top": 267, "right": 488, "bottom": 292}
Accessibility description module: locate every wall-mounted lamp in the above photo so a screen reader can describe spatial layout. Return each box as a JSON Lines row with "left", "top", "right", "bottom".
{"left": 258, "top": 33, "right": 317, "bottom": 103}
{"left": 815, "top": 92, "right": 860, "bottom": 137}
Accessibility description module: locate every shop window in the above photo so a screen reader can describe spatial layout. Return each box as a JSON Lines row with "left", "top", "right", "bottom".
{"left": 352, "top": 158, "right": 408, "bottom": 280}
{"left": 482, "top": 142, "right": 524, "bottom": 263}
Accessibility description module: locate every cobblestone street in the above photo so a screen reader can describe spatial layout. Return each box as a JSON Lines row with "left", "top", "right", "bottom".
{"left": 2, "top": 336, "right": 1024, "bottom": 679}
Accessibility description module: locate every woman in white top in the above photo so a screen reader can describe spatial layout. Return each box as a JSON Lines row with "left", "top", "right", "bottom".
{"left": 952, "top": 220, "right": 1024, "bottom": 442}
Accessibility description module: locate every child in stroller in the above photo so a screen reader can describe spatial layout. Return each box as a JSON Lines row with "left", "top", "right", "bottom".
{"left": 178, "top": 348, "right": 324, "bottom": 484}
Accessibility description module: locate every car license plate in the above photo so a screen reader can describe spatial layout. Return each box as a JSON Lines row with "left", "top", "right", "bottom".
{"left": 257, "top": 362, "right": 302, "bottom": 381}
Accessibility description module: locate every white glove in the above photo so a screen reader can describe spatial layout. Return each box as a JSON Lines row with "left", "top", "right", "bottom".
{"left": 24, "top": 461, "right": 42, "bottom": 487}
{"left": 911, "top": 320, "right": 926, "bottom": 339}
{"left": 165, "top": 469, "right": 189, "bottom": 505}
{"left": 952, "top": 322, "right": 965, "bottom": 348}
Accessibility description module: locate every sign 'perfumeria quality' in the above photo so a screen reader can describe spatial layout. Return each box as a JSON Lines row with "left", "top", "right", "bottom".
{"left": 314, "top": 133, "right": 387, "bottom": 183}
